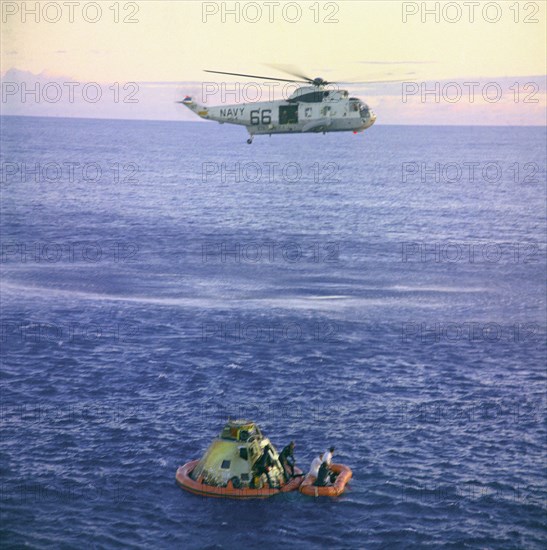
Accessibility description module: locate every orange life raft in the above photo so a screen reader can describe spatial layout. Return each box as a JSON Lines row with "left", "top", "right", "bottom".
{"left": 176, "top": 460, "right": 304, "bottom": 499}
{"left": 299, "top": 463, "right": 352, "bottom": 497}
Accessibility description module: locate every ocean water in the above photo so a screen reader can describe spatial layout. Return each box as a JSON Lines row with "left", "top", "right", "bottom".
{"left": 0, "top": 116, "right": 546, "bottom": 549}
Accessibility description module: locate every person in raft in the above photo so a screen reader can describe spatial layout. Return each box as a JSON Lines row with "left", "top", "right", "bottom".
{"left": 323, "top": 446, "right": 335, "bottom": 465}
{"left": 322, "top": 446, "right": 336, "bottom": 482}
{"left": 254, "top": 444, "right": 276, "bottom": 488}
{"left": 279, "top": 441, "right": 296, "bottom": 480}
{"left": 315, "top": 461, "right": 332, "bottom": 487}
{"left": 309, "top": 453, "right": 323, "bottom": 478}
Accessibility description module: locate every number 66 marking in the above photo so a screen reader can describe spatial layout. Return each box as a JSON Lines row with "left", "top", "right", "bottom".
{"left": 250, "top": 109, "right": 272, "bottom": 125}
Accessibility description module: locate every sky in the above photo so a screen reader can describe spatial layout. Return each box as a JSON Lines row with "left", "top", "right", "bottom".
{"left": 1, "top": 0, "right": 546, "bottom": 124}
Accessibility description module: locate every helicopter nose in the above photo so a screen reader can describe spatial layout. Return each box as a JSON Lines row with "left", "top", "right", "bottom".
{"left": 363, "top": 111, "right": 376, "bottom": 129}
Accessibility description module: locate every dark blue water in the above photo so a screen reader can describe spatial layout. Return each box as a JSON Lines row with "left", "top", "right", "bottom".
{"left": 1, "top": 116, "right": 546, "bottom": 549}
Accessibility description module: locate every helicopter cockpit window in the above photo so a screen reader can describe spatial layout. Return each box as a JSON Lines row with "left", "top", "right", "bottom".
{"left": 321, "top": 106, "right": 332, "bottom": 117}
{"left": 294, "top": 91, "right": 324, "bottom": 103}
{"left": 350, "top": 102, "right": 359, "bottom": 112}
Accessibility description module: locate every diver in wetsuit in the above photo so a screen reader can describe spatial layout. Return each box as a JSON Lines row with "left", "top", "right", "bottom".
{"left": 254, "top": 445, "right": 275, "bottom": 488}
{"left": 279, "top": 441, "right": 296, "bottom": 481}
{"left": 315, "top": 461, "right": 331, "bottom": 487}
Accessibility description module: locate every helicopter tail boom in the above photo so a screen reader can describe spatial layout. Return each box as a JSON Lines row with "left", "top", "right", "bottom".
{"left": 177, "top": 96, "right": 210, "bottom": 119}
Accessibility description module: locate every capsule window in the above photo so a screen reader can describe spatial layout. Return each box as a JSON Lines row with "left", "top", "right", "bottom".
{"left": 221, "top": 460, "right": 231, "bottom": 469}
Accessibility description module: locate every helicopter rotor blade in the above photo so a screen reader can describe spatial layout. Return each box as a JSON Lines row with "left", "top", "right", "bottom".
{"left": 204, "top": 68, "right": 410, "bottom": 88}
{"left": 203, "top": 70, "right": 308, "bottom": 84}
{"left": 265, "top": 64, "right": 315, "bottom": 83}
{"left": 335, "top": 71, "right": 417, "bottom": 84}
{"left": 341, "top": 78, "right": 412, "bottom": 85}
{"left": 264, "top": 65, "right": 417, "bottom": 86}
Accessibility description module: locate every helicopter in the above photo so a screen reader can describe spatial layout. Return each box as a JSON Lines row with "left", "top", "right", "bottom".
{"left": 178, "top": 67, "right": 383, "bottom": 144}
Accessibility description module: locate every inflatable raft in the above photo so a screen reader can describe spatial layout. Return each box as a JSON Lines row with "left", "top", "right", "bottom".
{"left": 299, "top": 463, "right": 352, "bottom": 497}
{"left": 176, "top": 459, "right": 303, "bottom": 499}
{"left": 176, "top": 420, "right": 304, "bottom": 499}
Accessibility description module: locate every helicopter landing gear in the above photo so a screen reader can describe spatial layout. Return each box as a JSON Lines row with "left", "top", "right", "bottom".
{"left": 246, "top": 136, "right": 254, "bottom": 144}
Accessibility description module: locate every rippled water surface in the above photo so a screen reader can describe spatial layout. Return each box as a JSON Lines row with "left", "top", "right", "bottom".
{"left": 1, "top": 116, "right": 546, "bottom": 549}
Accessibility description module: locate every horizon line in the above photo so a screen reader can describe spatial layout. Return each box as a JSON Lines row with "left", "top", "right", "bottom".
{"left": 1, "top": 114, "right": 545, "bottom": 128}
